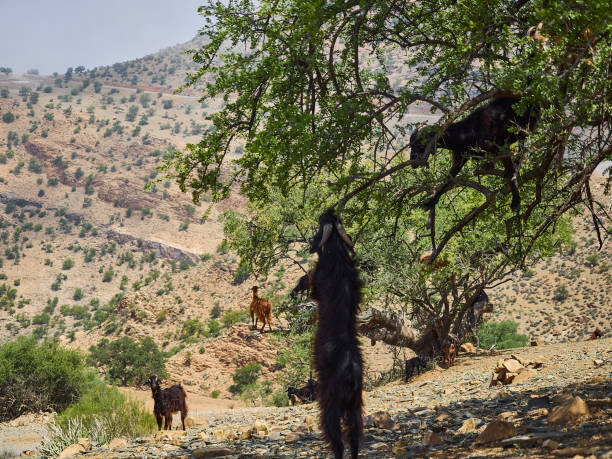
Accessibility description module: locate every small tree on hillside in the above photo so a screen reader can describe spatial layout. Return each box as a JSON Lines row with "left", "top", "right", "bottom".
{"left": 87, "top": 337, "right": 167, "bottom": 386}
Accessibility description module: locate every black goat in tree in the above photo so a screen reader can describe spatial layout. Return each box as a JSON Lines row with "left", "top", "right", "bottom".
{"left": 410, "top": 97, "right": 538, "bottom": 213}
{"left": 310, "top": 209, "right": 363, "bottom": 459}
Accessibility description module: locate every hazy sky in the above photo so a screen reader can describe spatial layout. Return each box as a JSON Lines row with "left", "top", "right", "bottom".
{"left": 0, "top": 0, "right": 204, "bottom": 75}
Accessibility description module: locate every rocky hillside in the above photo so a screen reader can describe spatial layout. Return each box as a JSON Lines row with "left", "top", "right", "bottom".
{"left": 0, "top": 35, "right": 609, "bottom": 410}
{"left": 489, "top": 180, "right": 611, "bottom": 344}
{"left": 37, "top": 338, "right": 612, "bottom": 459}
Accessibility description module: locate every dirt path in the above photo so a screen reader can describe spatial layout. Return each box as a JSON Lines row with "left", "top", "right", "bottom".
{"left": 0, "top": 413, "right": 53, "bottom": 457}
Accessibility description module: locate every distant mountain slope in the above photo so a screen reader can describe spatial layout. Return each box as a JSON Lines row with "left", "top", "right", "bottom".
{"left": 84, "top": 36, "right": 206, "bottom": 92}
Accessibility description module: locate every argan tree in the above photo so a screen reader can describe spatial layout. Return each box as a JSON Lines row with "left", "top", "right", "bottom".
{"left": 166, "top": 0, "right": 611, "bottom": 357}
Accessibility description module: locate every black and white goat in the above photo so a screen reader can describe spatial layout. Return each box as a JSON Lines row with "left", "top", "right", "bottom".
{"left": 310, "top": 209, "right": 363, "bottom": 459}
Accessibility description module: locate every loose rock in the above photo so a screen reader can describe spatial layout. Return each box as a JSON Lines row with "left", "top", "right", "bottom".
{"left": 107, "top": 438, "right": 128, "bottom": 449}
{"left": 475, "top": 420, "right": 516, "bottom": 444}
{"left": 192, "top": 447, "right": 234, "bottom": 458}
{"left": 548, "top": 396, "right": 590, "bottom": 425}
{"left": 57, "top": 444, "right": 85, "bottom": 459}
{"left": 422, "top": 431, "right": 444, "bottom": 446}
{"left": 456, "top": 418, "right": 478, "bottom": 434}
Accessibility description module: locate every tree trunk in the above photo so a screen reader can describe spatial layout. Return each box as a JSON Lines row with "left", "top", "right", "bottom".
{"left": 358, "top": 308, "right": 441, "bottom": 357}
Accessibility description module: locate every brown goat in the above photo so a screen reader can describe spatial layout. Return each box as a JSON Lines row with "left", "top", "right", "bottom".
{"left": 249, "top": 286, "right": 272, "bottom": 331}
{"left": 147, "top": 375, "right": 188, "bottom": 430}
{"left": 588, "top": 328, "right": 603, "bottom": 340}
{"left": 441, "top": 335, "right": 458, "bottom": 367}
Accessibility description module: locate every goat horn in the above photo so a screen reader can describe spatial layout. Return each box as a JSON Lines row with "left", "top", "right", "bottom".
{"left": 335, "top": 222, "right": 354, "bottom": 248}
{"left": 319, "top": 224, "right": 333, "bottom": 248}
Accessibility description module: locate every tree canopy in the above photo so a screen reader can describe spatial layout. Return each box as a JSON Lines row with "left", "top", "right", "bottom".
{"left": 167, "top": 0, "right": 611, "bottom": 355}
{"left": 87, "top": 337, "right": 168, "bottom": 386}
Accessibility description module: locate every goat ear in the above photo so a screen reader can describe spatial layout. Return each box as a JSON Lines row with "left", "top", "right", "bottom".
{"left": 319, "top": 223, "right": 332, "bottom": 248}
{"left": 335, "top": 222, "right": 354, "bottom": 249}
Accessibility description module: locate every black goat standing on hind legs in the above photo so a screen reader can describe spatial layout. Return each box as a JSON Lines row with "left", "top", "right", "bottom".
{"left": 410, "top": 97, "right": 539, "bottom": 214}
{"left": 310, "top": 209, "right": 363, "bottom": 459}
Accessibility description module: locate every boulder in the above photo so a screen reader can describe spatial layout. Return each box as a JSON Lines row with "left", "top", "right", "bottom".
{"left": 475, "top": 420, "right": 516, "bottom": 444}
{"left": 238, "top": 426, "right": 253, "bottom": 440}
{"left": 107, "top": 437, "right": 128, "bottom": 449}
{"left": 365, "top": 411, "right": 395, "bottom": 430}
{"left": 57, "top": 444, "right": 85, "bottom": 459}
{"left": 548, "top": 396, "right": 590, "bottom": 425}
{"left": 252, "top": 419, "right": 269, "bottom": 436}
{"left": 456, "top": 418, "right": 478, "bottom": 434}
{"left": 512, "top": 369, "right": 537, "bottom": 384}
{"left": 77, "top": 438, "right": 91, "bottom": 450}
{"left": 422, "top": 431, "right": 444, "bottom": 446}
{"left": 501, "top": 359, "right": 524, "bottom": 373}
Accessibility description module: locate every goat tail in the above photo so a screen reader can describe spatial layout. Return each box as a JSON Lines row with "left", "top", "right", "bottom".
{"left": 317, "top": 349, "right": 363, "bottom": 459}
{"left": 344, "top": 353, "right": 364, "bottom": 459}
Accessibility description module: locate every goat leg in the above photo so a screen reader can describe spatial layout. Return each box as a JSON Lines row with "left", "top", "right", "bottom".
{"left": 502, "top": 156, "right": 521, "bottom": 212}
{"left": 181, "top": 409, "right": 187, "bottom": 430}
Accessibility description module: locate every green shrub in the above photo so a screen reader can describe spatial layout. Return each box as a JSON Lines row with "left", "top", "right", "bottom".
{"left": 232, "top": 263, "right": 250, "bottom": 285}
{"left": 585, "top": 253, "right": 599, "bottom": 267}
{"left": 275, "top": 331, "right": 313, "bottom": 387}
{"left": 240, "top": 379, "right": 273, "bottom": 406}
{"left": 28, "top": 158, "right": 43, "bottom": 173}
{"left": 62, "top": 258, "right": 74, "bottom": 270}
{"left": 2, "top": 112, "right": 14, "bottom": 123}
{"left": 156, "top": 309, "right": 168, "bottom": 323}
{"left": 477, "top": 320, "right": 529, "bottom": 350}
{"left": 0, "top": 336, "right": 87, "bottom": 421}
{"left": 32, "top": 312, "right": 50, "bottom": 325}
{"left": 87, "top": 336, "right": 167, "bottom": 386}
{"left": 210, "top": 389, "right": 220, "bottom": 399}
{"left": 270, "top": 388, "right": 290, "bottom": 407}
{"left": 229, "top": 362, "right": 262, "bottom": 394}
{"left": 553, "top": 284, "right": 569, "bottom": 302}
{"left": 39, "top": 380, "right": 156, "bottom": 458}
{"left": 208, "top": 319, "right": 221, "bottom": 337}
{"left": 73, "top": 288, "right": 83, "bottom": 301}
{"left": 221, "top": 309, "right": 248, "bottom": 328}
{"left": 102, "top": 266, "right": 114, "bottom": 282}
{"left": 180, "top": 318, "right": 205, "bottom": 340}
{"left": 210, "top": 303, "right": 222, "bottom": 319}
{"left": 60, "top": 305, "right": 90, "bottom": 320}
